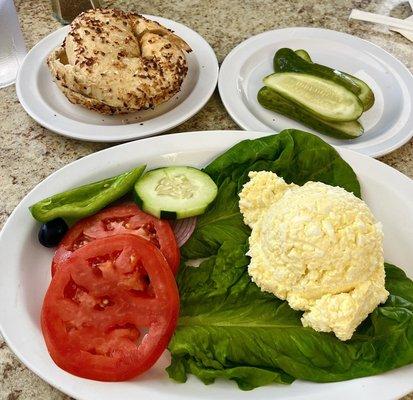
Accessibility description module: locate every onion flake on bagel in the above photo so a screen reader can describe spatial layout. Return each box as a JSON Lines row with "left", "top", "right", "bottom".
{"left": 47, "top": 9, "right": 192, "bottom": 114}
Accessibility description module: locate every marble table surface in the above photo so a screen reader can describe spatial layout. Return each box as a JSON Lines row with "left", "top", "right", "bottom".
{"left": 0, "top": 0, "right": 412, "bottom": 398}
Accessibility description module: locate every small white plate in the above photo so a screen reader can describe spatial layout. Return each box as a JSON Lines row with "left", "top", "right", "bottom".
{"left": 218, "top": 27, "right": 413, "bottom": 157}
{"left": 16, "top": 16, "right": 218, "bottom": 142}
{"left": 0, "top": 131, "right": 412, "bottom": 400}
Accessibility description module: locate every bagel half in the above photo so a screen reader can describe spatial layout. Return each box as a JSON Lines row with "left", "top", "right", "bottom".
{"left": 47, "top": 9, "right": 192, "bottom": 114}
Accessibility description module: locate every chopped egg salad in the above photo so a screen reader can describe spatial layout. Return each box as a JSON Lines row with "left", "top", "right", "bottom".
{"left": 239, "top": 171, "right": 388, "bottom": 340}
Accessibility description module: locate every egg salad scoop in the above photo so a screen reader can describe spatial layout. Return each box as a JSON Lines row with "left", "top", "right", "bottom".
{"left": 239, "top": 171, "right": 388, "bottom": 341}
{"left": 47, "top": 9, "right": 191, "bottom": 114}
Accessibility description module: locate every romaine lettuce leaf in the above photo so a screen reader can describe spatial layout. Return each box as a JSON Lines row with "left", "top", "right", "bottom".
{"left": 168, "top": 130, "right": 413, "bottom": 390}
{"left": 169, "top": 243, "right": 413, "bottom": 389}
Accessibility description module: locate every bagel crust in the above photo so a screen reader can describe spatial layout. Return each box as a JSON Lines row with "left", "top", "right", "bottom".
{"left": 47, "top": 9, "right": 192, "bottom": 114}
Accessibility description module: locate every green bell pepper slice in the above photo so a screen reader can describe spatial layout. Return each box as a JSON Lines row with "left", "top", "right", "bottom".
{"left": 29, "top": 165, "right": 146, "bottom": 223}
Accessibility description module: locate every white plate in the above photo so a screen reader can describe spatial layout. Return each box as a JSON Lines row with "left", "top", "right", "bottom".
{"left": 0, "top": 131, "right": 412, "bottom": 400}
{"left": 16, "top": 16, "right": 218, "bottom": 142}
{"left": 218, "top": 27, "right": 413, "bottom": 157}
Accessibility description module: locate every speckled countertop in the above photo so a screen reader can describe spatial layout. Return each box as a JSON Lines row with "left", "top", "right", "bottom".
{"left": 0, "top": 0, "right": 412, "bottom": 399}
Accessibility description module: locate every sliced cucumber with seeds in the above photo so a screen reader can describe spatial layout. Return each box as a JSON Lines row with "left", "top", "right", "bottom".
{"left": 263, "top": 72, "right": 363, "bottom": 122}
{"left": 134, "top": 166, "right": 218, "bottom": 219}
{"left": 274, "top": 48, "right": 361, "bottom": 95}
{"left": 294, "top": 49, "right": 374, "bottom": 111}
{"left": 257, "top": 86, "right": 363, "bottom": 139}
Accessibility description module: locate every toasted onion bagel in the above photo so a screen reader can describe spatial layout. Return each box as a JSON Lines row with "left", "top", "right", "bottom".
{"left": 47, "top": 9, "right": 192, "bottom": 114}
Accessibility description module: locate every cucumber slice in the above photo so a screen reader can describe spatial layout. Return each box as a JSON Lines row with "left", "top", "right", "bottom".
{"left": 274, "top": 48, "right": 361, "bottom": 95}
{"left": 295, "top": 49, "right": 312, "bottom": 63}
{"left": 263, "top": 72, "right": 363, "bottom": 122}
{"left": 134, "top": 166, "right": 218, "bottom": 219}
{"left": 293, "top": 49, "right": 374, "bottom": 111}
{"left": 258, "top": 86, "right": 363, "bottom": 139}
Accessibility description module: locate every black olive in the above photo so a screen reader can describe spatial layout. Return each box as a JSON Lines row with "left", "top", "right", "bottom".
{"left": 38, "top": 218, "right": 69, "bottom": 248}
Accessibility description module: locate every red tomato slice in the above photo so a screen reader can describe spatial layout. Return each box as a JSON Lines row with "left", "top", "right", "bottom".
{"left": 41, "top": 234, "right": 179, "bottom": 381}
{"left": 52, "top": 203, "right": 180, "bottom": 275}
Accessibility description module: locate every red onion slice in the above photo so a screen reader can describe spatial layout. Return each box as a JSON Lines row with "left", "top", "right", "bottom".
{"left": 171, "top": 217, "right": 197, "bottom": 247}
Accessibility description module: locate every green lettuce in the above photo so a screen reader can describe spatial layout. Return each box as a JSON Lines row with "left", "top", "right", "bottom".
{"left": 167, "top": 130, "right": 413, "bottom": 390}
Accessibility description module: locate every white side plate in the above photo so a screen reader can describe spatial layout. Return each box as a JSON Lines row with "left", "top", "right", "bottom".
{"left": 16, "top": 16, "right": 218, "bottom": 142}
{"left": 0, "top": 131, "right": 412, "bottom": 400}
{"left": 218, "top": 27, "right": 413, "bottom": 157}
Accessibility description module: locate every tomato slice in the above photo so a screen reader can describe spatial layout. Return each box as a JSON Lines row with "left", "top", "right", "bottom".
{"left": 52, "top": 203, "right": 180, "bottom": 275}
{"left": 41, "top": 234, "right": 179, "bottom": 381}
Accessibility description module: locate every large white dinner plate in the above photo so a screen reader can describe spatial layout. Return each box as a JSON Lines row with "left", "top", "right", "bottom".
{"left": 16, "top": 16, "right": 218, "bottom": 142}
{"left": 0, "top": 131, "right": 412, "bottom": 400}
{"left": 218, "top": 28, "right": 413, "bottom": 157}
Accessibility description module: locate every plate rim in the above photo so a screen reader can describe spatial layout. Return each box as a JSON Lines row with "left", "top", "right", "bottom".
{"left": 15, "top": 15, "right": 219, "bottom": 142}
{"left": 218, "top": 26, "right": 413, "bottom": 158}
{"left": 0, "top": 130, "right": 412, "bottom": 400}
